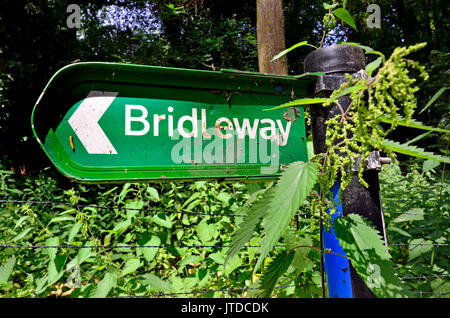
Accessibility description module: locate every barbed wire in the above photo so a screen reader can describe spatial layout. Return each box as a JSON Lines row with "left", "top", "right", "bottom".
{"left": 385, "top": 211, "right": 431, "bottom": 215}
{"left": 116, "top": 284, "right": 304, "bottom": 298}
{"left": 0, "top": 199, "right": 246, "bottom": 218}
{"left": 0, "top": 199, "right": 311, "bottom": 218}
{"left": 4, "top": 198, "right": 448, "bottom": 219}
{"left": 0, "top": 243, "right": 268, "bottom": 250}
{"left": 120, "top": 284, "right": 450, "bottom": 298}
{"left": 1, "top": 197, "right": 448, "bottom": 298}
{"left": 382, "top": 197, "right": 449, "bottom": 201}
{"left": 400, "top": 274, "right": 450, "bottom": 281}
{"left": 388, "top": 243, "right": 448, "bottom": 247}
{"left": 410, "top": 291, "right": 450, "bottom": 297}
{"left": 2, "top": 199, "right": 445, "bottom": 218}
{"left": 1, "top": 241, "right": 446, "bottom": 250}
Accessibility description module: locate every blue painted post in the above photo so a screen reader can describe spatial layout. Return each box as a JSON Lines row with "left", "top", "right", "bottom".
{"left": 305, "top": 45, "right": 387, "bottom": 298}
{"left": 322, "top": 182, "right": 353, "bottom": 298}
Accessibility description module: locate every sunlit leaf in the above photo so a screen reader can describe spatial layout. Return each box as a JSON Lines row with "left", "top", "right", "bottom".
{"left": 259, "top": 250, "right": 294, "bottom": 297}
{"left": 0, "top": 256, "right": 16, "bottom": 284}
{"left": 139, "top": 235, "right": 161, "bottom": 263}
{"left": 408, "top": 238, "right": 433, "bottom": 261}
{"left": 255, "top": 161, "right": 318, "bottom": 271}
{"left": 225, "top": 188, "right": 274, "bottom": 268}
{"left": 391, "top": 208, "right": 424, "bottom": 223}
{"left": 90, "top": 272, "right": 117, "bottom": 298}
{"left": 366, "top": 57, "right": 382, "bottom": 77}
{"left": 323, "top": 2, "right": 338, "bottom": 10}
{"left": 382, "top": 139, "right": 450, "bottom": 163}
{"left": 379, "top": 116, "right": 450, "bottom": 133}
{"left": 122, "top": 258, "right": 143, "bottom": 276}
{"left": 333, "top": 8, "right": 357, "bottom": 31}
{"left": 271, "top": 41, "right": 317, "bottom": 61}
{"left": 419, "top": 87, "right": 448, "bottom": 114}
{"left": 264, "top": 98, "right": 328, "bottom": 111}
{"left": 329, "top": 84, "right": 367, "bottom": 101}
{"left": 334, "top": 214, "right": 412, "bottom": 297}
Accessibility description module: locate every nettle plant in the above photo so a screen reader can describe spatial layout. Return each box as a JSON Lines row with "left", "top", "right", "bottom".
{"left": 226, "top": 2, "right": 450, "bottom": 297}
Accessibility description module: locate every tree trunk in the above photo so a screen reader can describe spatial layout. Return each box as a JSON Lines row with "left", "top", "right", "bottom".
{"left": 256, "top": 0, "right": 288, "bottom": 75}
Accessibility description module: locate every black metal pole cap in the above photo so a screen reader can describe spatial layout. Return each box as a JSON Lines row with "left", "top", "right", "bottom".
{"left": 304, "top": 44, "right": 366, "bottom": 74}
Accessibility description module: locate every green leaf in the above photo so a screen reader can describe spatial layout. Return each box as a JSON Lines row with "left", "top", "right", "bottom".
{"left": 291, "top": 237, "right": 314, "bottom": 273}
{"left": 209, "top": 253, "right": 225, "bottom": 265}
{"left": 0, "top": 256, "right": 16, "bottom": 284}
{"left": 76, "top": 242, "right": 92, "bottom": 265}
{"left": 408, "top": 238, "right": 433, "bottom": 261}
{"left": 365, "top": 51, "right": 386, "bottom": 63}
{"left": 379, "top": 116, "right": 450, "bottom": 133}
{"left": 35, "top": 275, "right": 49, "bottom": 295}
{"left": 243, "top": 184, "right": 271, "bottom": 208}
{"left": 271, "top": 41, "right": 317, "bottom": 61}
{"left": 366, "top": 57, "right": 382, "bottom": 77}
{"left": 118, "top": 183, "right": 132, "bottom": 203}
{"left": 112, "top": 219, "right": 132, "bottom": 235}
{"left": 139, "top": 235, "right": 161, "bottom": 262}
{"left": 334, "top": 214, "right": 412, "bottom": 297}
{"left": 307, "top": 141, "right": 315, "bottom": 159}
{"left": 431, "top": 278, "right": 450, "bottom": 295}
{"left": 48, "top": 215, "right": 75, "bottom": 224}
{"left": 225, "top": 188, "right": 275, "bottom": 268}
{"left": 223, "top": 253, "right": 242, "bottom": 275}
{"left": 150, "top": 213, "right": 172, "bottom": 228}
{"left": 178, "top": 254, "right": 202, "bottom": 268}
{"left": 67, "top": 223, "right": 82, "bottom": 243}
{"left": 391, "top": 208, "right": 424, "bottom": 223}
{"left": 259, "top": 250, "right": 294, "bottom": 297}
{"left": 336, "top": 42, "right": 373, "bottom": 52}
{"left": 146, "top": 187, "right": 160, "bottom": 202}
{"left": 388, "top": 226, "right": 411, "bottom": 237}
{"left": 141, "top": 273, "right": 171, "bottom": 292}
{"left": 14, "top": 216, "right": 29, "bottom": 229}
{"left": 90, "top": 272, "right": 117, "bottom": 298}
{"left": 217, "top": 192, "right": 231, "bottom": 204}
{"left": 12, "top": 228, "right": 32, "bottom": 241}
{"left": 196, "top": 219, "right": 217, "bottom": 243}
{"left": 382, "top": 139, "right": 450, "bottom": 164}
{"left": 404, "top": 131, "right": 432, "bottom": 146}
{"left": 264, "top": 98, "right": 328, "bottom": 111}
{"left": 323, "top": 2, "right": 338, "bottom": 10}
{"left": 419, "top": 87, "right": 448, "bottom": 114}
{"left": 329, "top": 84, "right": 367, "bottom": 101}
{"left": 255, "top": 161, "right": 318, "bottom": 271}
{"left": 332, "top": 8, "right": 357, "bottom": 31}
{"left": 423, "top": 159, "right": 440, "bottom": 172}
{"left": 125, "top": 199, "right": 144, "bottom": 219}
{"left": 121, "top": 258, "right": 143, "bottom": 276}
{"left": 180, "top": 192, "right": 201, "bottom": 210}
{"left": 294, "top": 72, "right": 325, "bottom": 79}
{"left": 45, "top": 237, "right": 59, "bottom": 260}
{"left": 47, "top": 255, "right": 67, "bottom": 285}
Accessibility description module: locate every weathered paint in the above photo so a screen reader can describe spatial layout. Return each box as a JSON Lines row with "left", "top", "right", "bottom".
{"left": 32, "top": 62, "right": 311, "bottom": 183}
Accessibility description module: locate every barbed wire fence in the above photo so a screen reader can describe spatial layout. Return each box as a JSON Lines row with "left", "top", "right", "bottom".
{"left": 0, "top": 197, "right": 318, "bottom": 298}
{"left": 0, "top": 194, "right": 448, "bottom": 298}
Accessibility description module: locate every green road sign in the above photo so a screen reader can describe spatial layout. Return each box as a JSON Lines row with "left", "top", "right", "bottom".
{"left": 31, "top": 62, "right": 310, "bottom": 183}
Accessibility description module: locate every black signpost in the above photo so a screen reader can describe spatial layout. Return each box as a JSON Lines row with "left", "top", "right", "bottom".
{"left": 305, "top": 44, "right": 389, "bottom": 298}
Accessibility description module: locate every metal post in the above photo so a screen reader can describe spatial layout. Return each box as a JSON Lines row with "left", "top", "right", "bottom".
{"left": 304, "top": 44, "right": 388, "bottom": 298}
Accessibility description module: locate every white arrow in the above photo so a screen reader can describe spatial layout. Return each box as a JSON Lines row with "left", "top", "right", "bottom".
{"left": 68, "top": 91, "right": 118, "bottom": 154}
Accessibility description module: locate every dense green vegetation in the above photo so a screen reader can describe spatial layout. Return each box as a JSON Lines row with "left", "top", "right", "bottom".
{"left": 0, "top": 163, "right": 322, "bottom": 297}
{"left": 0, "top": 159, "right": 448, "bottom": 297}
